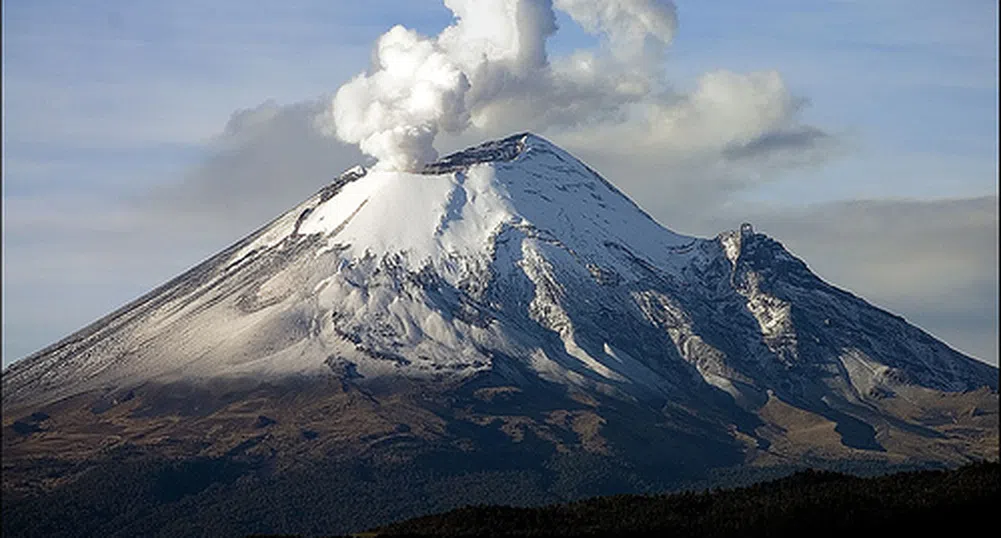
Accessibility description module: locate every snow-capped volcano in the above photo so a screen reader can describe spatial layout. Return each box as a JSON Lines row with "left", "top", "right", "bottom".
{"left": 3, "top": 134, "right": 997, "bottom": 538}
{"left": 3, "top": 133, "right": 996, "bottom": 454}
{"left": 4, "top": 134, "right": 695, "bottom": 401}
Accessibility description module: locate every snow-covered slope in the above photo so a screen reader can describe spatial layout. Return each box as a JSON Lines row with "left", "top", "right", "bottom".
{"left": 3, "top": 133, "right": 996, "bottom": 423}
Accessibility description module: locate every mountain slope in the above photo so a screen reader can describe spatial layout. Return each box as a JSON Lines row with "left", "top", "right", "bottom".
{"left": 2, "top": 133, "right": 997, "bottom": 536}
{"left": 4, "top": 134, "right": 993, "bottom": 403}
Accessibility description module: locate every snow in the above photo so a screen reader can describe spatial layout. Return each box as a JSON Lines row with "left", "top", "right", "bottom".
{"left": 297, "top": 134, "right": 698, "bottom": 286}
{"left": 266, "top": 133, "right": 704, "bottom": 389}
{"left": 301, "top": 169, "right": 480, "bottom": 264}
{"left": 8, "top": 133, "right": 993, "bottom": 411}
{"left": 720, "top": 229, "right": 742, "bottom": 266}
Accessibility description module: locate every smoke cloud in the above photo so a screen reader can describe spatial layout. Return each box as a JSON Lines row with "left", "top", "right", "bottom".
{"left": 319, "top": 0, "right": 827, "bottom": 179}
{"left": 327, "top": 25, "right": 472, "bottom": 171}
{"left": 320, "top": 0, "right": 695, "bottom": 170}
{"left": 553, "top": 0, "right": 676, "bottom": 65}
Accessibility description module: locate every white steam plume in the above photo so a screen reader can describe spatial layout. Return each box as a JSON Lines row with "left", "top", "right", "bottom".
{"left": 321, "top": 0, "right": 819, "bottom": 173}
{"left": 321, "top": 0, "right": 680, "bottom": 170}
{"left": 553, "top": 0, "right": 676, "bottom": 64}
{"left": 329, "top": 25, "right": 471, "bottom": 171}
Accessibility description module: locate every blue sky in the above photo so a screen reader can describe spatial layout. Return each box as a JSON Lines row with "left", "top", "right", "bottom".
{"left": 2, "top": 0, "right": 998, "bottom": 365}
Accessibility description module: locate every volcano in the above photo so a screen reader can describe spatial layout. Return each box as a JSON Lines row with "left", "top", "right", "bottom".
{"left": 3, "top": 133, "right": 997, "bottom": 537}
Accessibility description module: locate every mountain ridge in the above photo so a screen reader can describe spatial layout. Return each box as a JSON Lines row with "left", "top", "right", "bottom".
{"left": 4, "top": 132, "right": 703, "bottom": 407}
{"left": 2, "top": 134, "right": 997, "bottom": 536}
{"left": 5, "top": 132, "right": 993, "bottom": 411}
